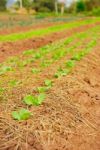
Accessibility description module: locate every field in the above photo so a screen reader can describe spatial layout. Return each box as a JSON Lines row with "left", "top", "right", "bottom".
{"left": 0, "top": 15, "right": 100, "bottom": 150}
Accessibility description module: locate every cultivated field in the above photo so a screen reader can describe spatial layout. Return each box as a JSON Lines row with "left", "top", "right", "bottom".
{"left": 0, "top": 15, "right": 100, "bottom": 150}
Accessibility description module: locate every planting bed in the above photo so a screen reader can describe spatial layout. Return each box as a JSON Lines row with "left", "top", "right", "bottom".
{"left": 0, "top": 16, "right": 100, "bottom": 150}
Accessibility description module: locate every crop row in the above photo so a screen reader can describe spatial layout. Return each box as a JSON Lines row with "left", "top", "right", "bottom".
{"left": 0, "top": 25, "right": 99, "bottom": 76}
{"left": 0, "top": 18, "right": 99, "bottom": 42}
{"left": 0, "top": 24, "right": 99, "bottom": 121}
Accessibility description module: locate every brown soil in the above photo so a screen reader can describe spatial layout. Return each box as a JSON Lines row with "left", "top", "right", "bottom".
{"left": 0, "top": 22, "right": 100, "bottom": 63}
{"left": 0, "top": 42, "right": 100, "bottom": 150}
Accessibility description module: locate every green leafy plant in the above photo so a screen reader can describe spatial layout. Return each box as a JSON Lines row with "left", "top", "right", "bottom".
{"left": 0, "top": 87, "right": 5, "bottom": 93}
{"left": 9, "top": 80, "right": 21, "bottom": 87}
{"left": 54, "top": 68, "right": 69, "bottom": 78}
{"left": 44, "top": 79, "right": 53, "bottom": 88}
{"left": 37, "top": 86, "right": 48, "bottom": 93}
{"left": 71, "top": 53, "right": 82, "bottom": 61}
{"left": 23, "top": 49, "right": 34, "bottom": 55}
{"left": 53, "top": 50, "right": 65, "bottom": 60}
{"left": 41, "top": 60, "right": 53, "bottom": 67}
{"left": 0, "top": 66, "right": 12, "bottom": 75}
{"left": 12, "top": 109, "right": 32, "bottom": 121}
{"left": 34, "top": 52, "right": 42, "bottom": 59}
{"left": 66, "top": 60, "right": 75, "bottom": 68}
{"left": 31, "top": 68, "right": 41, "bottom": 74}
{"left": 71, "top": 51, "right": 86, "bottom": 61}
{"left": 23, "top": 93, "right": 46, "bottom": 106}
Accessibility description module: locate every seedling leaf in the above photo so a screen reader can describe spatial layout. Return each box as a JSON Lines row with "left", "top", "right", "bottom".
{"left": 12, "top": 109, "right": 31, "bottom": 121}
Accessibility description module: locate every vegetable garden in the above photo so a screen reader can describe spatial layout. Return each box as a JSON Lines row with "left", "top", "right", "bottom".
{"left": 0, "top": 16, "right": 100, "bottom": 150}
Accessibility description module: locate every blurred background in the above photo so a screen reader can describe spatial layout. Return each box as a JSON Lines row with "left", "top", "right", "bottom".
{"left": 0, "top": 0, "right": 100, "bottom": 17}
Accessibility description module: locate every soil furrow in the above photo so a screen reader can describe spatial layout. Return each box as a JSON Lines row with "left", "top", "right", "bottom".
{"left": 0, "top": 22, "right": 99, "bottom": 63}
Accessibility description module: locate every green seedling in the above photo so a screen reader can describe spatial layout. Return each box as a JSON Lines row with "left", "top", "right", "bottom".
{"left": 41, "top": 60, "right": 53, "bottom": 67}
{"left": 18, "top": 59, "right": 34, "bottom": 67}
{"left": 12, "top": 109, "right": 32, "bottom": 121}
{"left": 37, "top": 86, "right": 48, "bottom": 93}
{"left": 53, "top": 50, "right": 65, "bottom": 60}
{"left": 31, "top": 68, "right": 41, "bottom": 74}
{"left": 37, "top": 93, "right": 46, "bottom": 105}
{"left": 23, "top": 49, "right": 34, "bottom": 55}
{"left": 7, "top": 56, "right": 19, "bottom": 63}
{"left": 9, "top": 80, "right": 21, "bottom": 87}
{"left": 54, "top": 68, "right": 69, "bottom": 78}
{"left": 23, "top": 93, "right": 46, "bottom": 106}
{"left": 72, "top": 51, "right": 86, "bottom": 61}
{"left": 0, "top": 87, "right": 5, "bottom": 93}
{"left": 66, "top": 60, "right": 75, "bottom": 68}
{"left": 0, "top": 66, "right": 12, "bottom": 75}
{"left": 44, "top": 79, "right": 53, "bottom": 88}
{"left": 71, "top": 53, "right": 82, "bottom": 61}
{"left": 23, "top": 95, "right": 36, "bottom": 105}
{"left": 34, "top": 52, "right": 42, "bottom": 59}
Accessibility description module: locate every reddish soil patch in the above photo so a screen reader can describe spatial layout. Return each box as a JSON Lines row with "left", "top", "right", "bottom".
{"left": 0, "top": 22, "right": 100, "bottom": 63}
{"left": 0, "top": 43, "right": 100, "bottom": 150}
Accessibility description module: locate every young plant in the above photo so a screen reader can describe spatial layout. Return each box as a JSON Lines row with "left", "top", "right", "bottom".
{"left": 54, "top": 68, "right": 69, "bottom": 78}
{"left": 71, "top": 53, "right": 82, "bottom": 61}
{"left": 0, "top": 66, "right": 12, "bottom": 75}
{"left": 23, "top": 93, "right": 46, "bottom": 106}
{"left": 23, "top": 49, "right": 34, "bottom": 55}
{"left": 34, "top": 52, "right": 42, "bottom": 59}
{"left": 31, "top": 68, "right": 41, "bottom": 74}
{"left": 0, "top": 87, "right": 5, "bottom": 94}
{"left": 12, "top": 109, "right": 32, "bottom": 121}
{"left": 41, "top": 60, "right": 53, "bottom": 67}
{"left": 66, "top": 60, "right": 75, "bottom": 68}
{"left": 9, "top": 80, "right": 21, "bottom": 87}
{"left": 53, "top": 50, "right": 65, "bottom": 60}
{"left": 44, "top": 79, "right": 53, "bottom": 88}
{"left": 37, "top": 86, "right": 48, "bottom": 93}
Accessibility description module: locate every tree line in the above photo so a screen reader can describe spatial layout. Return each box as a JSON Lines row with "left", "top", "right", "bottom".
{"left": 0, "top": 0, "right": 100, "bottom": 15}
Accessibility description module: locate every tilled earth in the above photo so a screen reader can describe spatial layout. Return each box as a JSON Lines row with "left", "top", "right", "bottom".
{"left": 0, "top": 20, "right": 100, "bottom": 150}
{"left": 0, "top": 22, "right": 100, "bottom": 63}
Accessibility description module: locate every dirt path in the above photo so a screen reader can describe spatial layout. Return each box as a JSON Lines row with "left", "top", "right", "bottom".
{"left": 0, "top": 22, "right": 99, "bottom": 63}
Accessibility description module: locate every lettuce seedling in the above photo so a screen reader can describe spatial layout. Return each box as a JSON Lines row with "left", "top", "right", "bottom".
{"left": 72, "top": 51, "right": 86, "bottom": 61}
{"left": 66, "top": 60, "right": 75, "bottom": 68}
{"left": 71, "top": 54, "right": 82, "bottom": 61}
{"left": 23, "top": 93, "right": 46, "bottom": 106}
{"left": 31, "top": 68, "right": 41, "bottom": 74}
{"left": 12, "top": 109, "right": 32, "bottom": 121}
{"left": 23, "top": 95, "right": 36, "bottom": 105}
{"left": 37, "top": 86, "right": 48, "bottom": 93}
{"left": 41, "top": 60, "right": 53, "bottom": 67}
{"left": 53, "top": 50, "right": 65, "bottom": 60}
{"left": 0, "top": 87, "right": 5, "bottom": 93}
{"left": 44, "top": 79, "right": 53, "bottom": 88}
{"left": 54, "top": 68, "right": 69, "bottom": 78}
{"left": 23, "top": 49, "right": 34, "bottom": 55}
{"left": 0, "top": 66, "right": 12, "bottom": 75}
{"left": 34, "top": 52, "right": 41, "bottom": 59}
{"left": 9, "top": 80, "right": 21, "bottom": 87}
